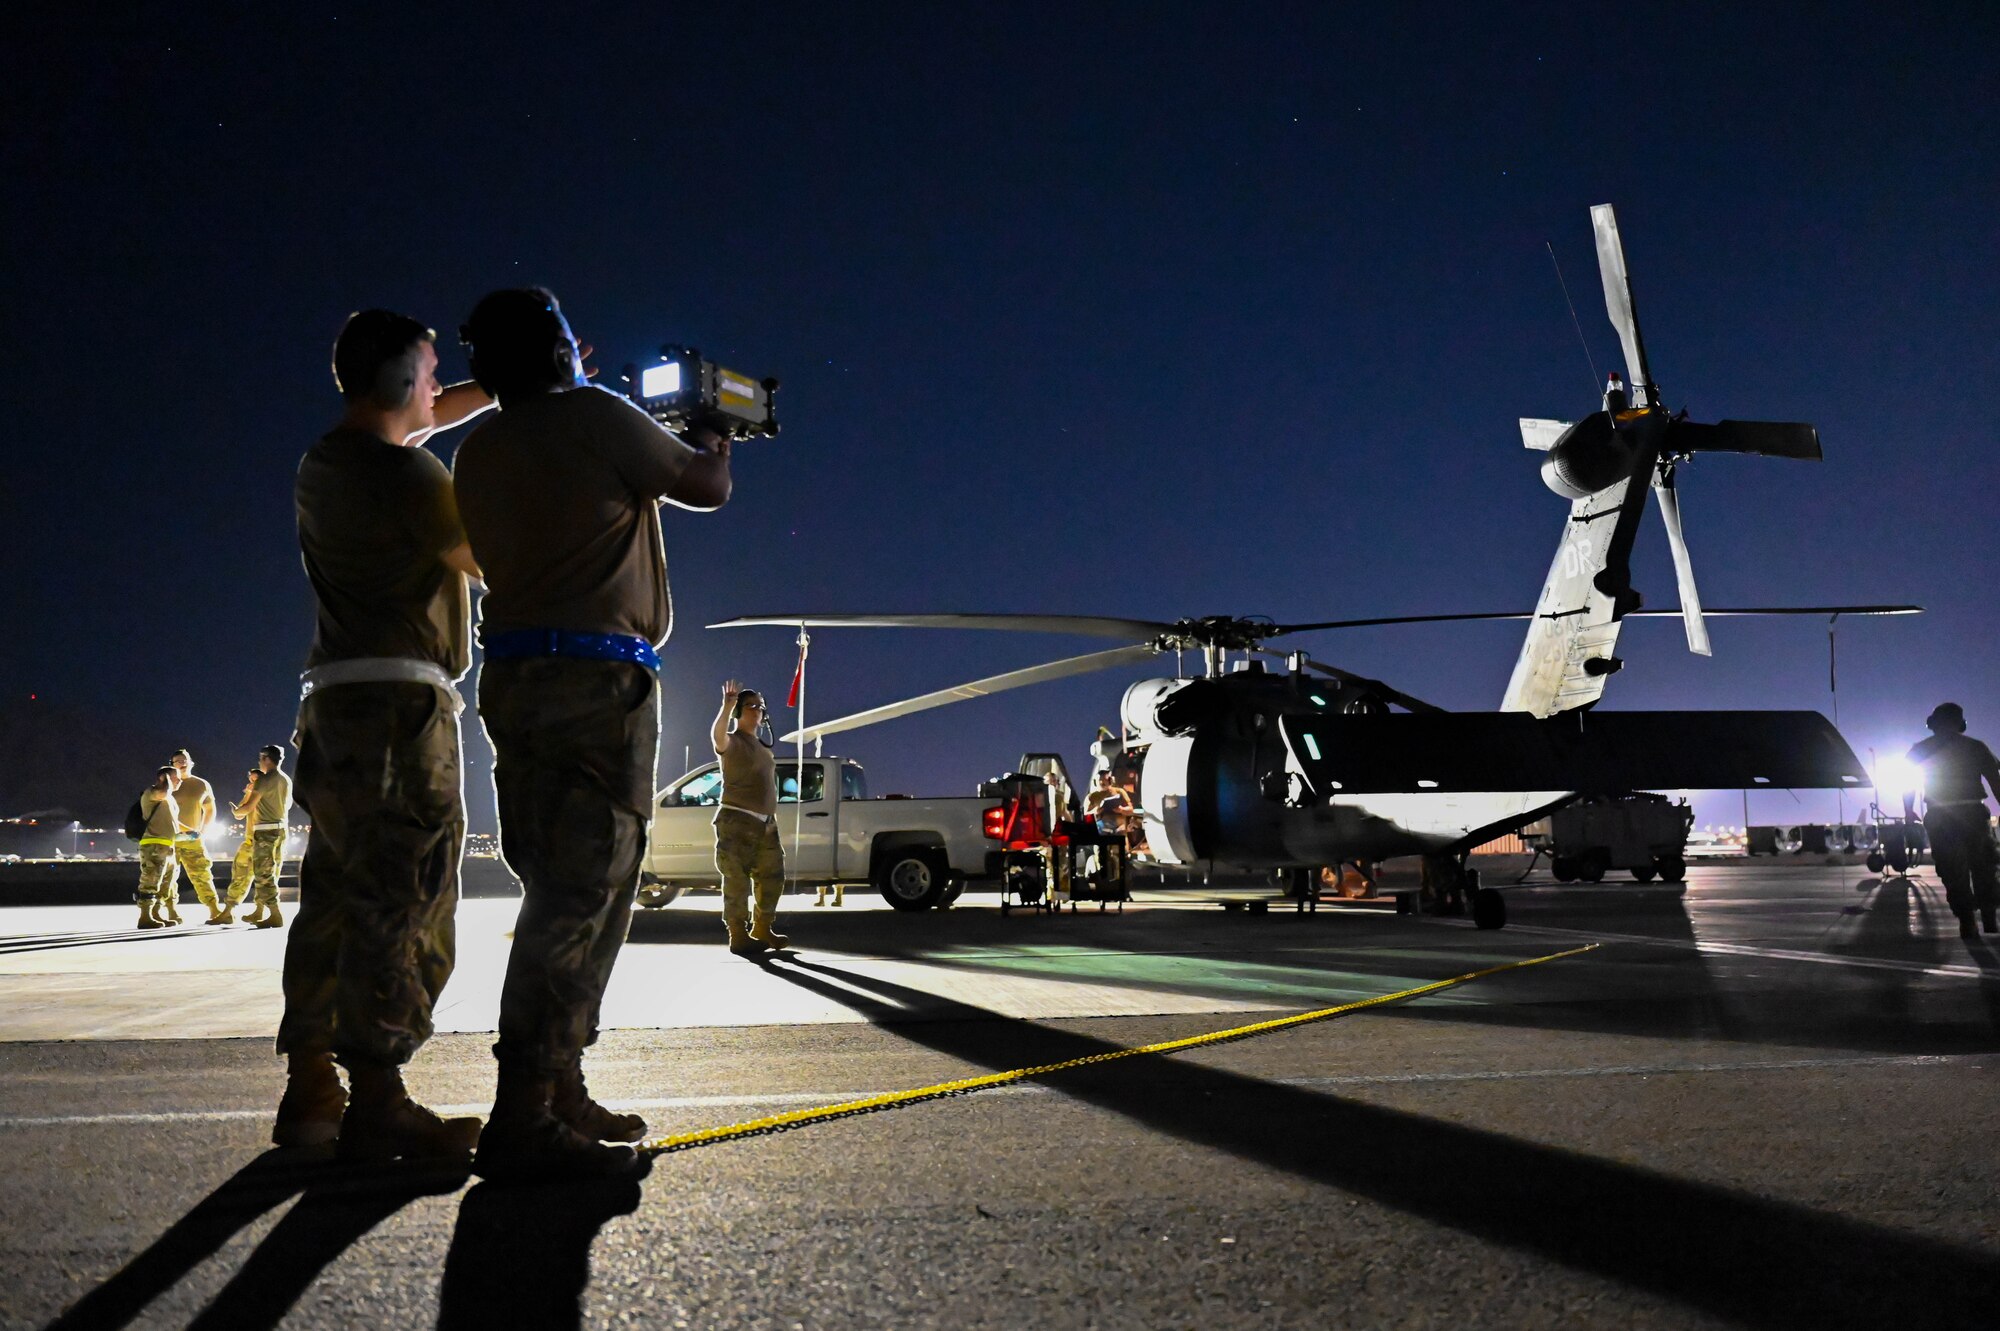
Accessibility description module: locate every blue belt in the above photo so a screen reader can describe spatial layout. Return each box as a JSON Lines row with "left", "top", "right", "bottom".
{"left": 481, "top": 629, "right": 661, "bottom": 671}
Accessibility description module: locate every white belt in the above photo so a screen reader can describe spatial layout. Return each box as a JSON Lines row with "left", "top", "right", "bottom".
{"left": 719, "top": 803, "right": 773, "bottom": 823}
{"left": 249, "top": 823, "right": 288, "bottom": 833}
{"left": 300, "top": 657, "right": 465, "bottom": 715}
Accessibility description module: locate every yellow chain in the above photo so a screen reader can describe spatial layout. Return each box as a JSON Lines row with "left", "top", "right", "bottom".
{"left": 639, "top": 943, "right": 1598, "bottom": 1156}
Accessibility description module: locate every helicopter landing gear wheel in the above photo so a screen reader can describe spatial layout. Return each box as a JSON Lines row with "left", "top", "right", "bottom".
{"left": 1552, "top": 856, "right": 1579, "bottom": 883}
{"left": 1472, "top": 887, "right": 1507, "bottom": 930}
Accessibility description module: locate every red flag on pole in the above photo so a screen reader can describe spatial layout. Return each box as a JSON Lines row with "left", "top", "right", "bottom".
{"left": 787, "top": 636, "right": 806, "bottom": 708}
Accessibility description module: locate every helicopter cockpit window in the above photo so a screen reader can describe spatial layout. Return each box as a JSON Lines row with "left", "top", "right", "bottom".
{"left": 776, "top": 762, "right": 826, "bottom": 804}
{"left": 671, "top": 769, "right": 723, "bottom": 807}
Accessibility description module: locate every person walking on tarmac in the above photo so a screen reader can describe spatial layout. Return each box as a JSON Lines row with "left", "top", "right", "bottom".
{"left": 712, "top": 681, "right": 792, "bottom": 954}
{"left": 135, "top": 766, "right": 188, "bottom": 929}
{"left": 273, "top": 307, "right": 497, "bottom": 1158}
{"left": 224, "top": 746, "right": 293, "bottom": 929}
{"left": 454, "top": 286, "right": 734, "bottom": 1182}
{"left": 1904, "top": 702, "right": 2000, "bottom": 940}
{"left": 164, "top": 749, "right": 225, "bottom": 926}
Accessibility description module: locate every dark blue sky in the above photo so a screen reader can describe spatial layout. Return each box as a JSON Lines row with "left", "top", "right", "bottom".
{"left": 3, "top": 2, "right": 1993, "bottom": 831}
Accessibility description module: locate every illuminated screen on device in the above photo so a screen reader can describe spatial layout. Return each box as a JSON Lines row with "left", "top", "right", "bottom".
{"left": 640, "top": 363, "right": 682, "bottom": 398}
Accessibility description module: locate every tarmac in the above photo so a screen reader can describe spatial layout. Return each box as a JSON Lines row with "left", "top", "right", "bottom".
{"left": 3, "top": 861, "right": 1998, "bottom": 1329}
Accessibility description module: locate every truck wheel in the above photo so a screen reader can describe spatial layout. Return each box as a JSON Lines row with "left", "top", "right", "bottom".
{"left": 877, "top": 850, "right": 947, "bottom": 911}
{"left": 1552, "top": 856, "right": 1579, "bottom": 883}
{"left": 1865, "top": 851, "right": 1886, "bottom": 874}
{"left": 1472, "top": 887, "right": 1507, "bottom": 930}
{"left": 1630, "top": 864, "right": 1656, "bottom": 883}
{"left": 1656, "top": 854, "right": 1687, "bottom": 883}
{"left": 1578, "top": 856, "right": 1607, "bottom": 884}
{"left": 636, "top": 876, "right": 684, "bottom": 909}
{"left": 940, "top": 875, "right": 966, "bottom": 907}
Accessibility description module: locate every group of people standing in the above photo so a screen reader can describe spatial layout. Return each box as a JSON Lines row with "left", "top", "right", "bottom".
{"left": 132, "top": 747, "right": 291, "bottom": 928}
{"left": 220, "top": 287, "right": 764, "bottom": 1184}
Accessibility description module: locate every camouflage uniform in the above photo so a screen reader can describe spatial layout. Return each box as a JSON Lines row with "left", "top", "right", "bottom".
{"left": 226, "top": 827, "right": 287, "bottom": 910}
{"left": 714, "top": 808, "right": 785, "bottom": 924}
{"left": 135, "top": 841, "right": 176, "bottom": 903}
{"left": 479, "top": 657, "right": 658, "bottom": 1076}
{"left": 172, "top": 837, "right": 221, "bottom": 913}
{"left": 280, "top": 681, "right": 463, "bottom": 1065}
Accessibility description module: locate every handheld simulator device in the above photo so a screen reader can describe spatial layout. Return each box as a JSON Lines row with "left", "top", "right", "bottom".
{"left": 623, "top": 345, "right": 780, "bottom": 440}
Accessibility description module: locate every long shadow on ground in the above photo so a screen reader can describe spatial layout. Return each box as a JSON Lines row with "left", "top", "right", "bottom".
{"left": 44, "top": 1151, "right": 463, "bottom": 1331}
{"left": 746, "top": 954, "right": 2000, "bottom": 1331}
{"left": 435, "top": 1173, "right": 646, "bottom": 1331}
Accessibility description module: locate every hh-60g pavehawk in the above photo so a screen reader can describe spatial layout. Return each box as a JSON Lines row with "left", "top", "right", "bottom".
{"left": 717, "top": 205, "right": 1916, "bottom": 928}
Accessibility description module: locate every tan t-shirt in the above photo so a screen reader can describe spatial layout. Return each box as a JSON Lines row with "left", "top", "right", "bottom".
{"left": 249, "top": 771, "right": 293, "bottom": 827}
{"left": 297, "top": 428, "right": 471, "bottom": 678}
{"left": 140, "top": 790, "right": 179, "bottom": 839}
{"left": 170, "top": 776, "right": 212, "bottom": 833}
{"left": 717, "top": 732, "right": 777, "bottom": 817}
{"left": 453, "top": 386, "right": 699, "bottom": 646}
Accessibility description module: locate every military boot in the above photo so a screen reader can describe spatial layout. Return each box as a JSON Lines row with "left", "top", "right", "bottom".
{"left": 553, "top": 1063, "right": 647, "bottom": 1143}
{"left": 272, "top": 1050, "right": 347, "bottom": 1148}
{"left": 749, "top": 911, "right": 791, "bottom": 952}
{"left": 337, "top": 1061, "right": 480, "bottom": 1162}
{"left": 244, "top": 904, "right": 268, "bottom": 925}
{"left": 1984, "top": 908, "right": 1998, "bottom": 935}
{"left": 831, "top": 883, "right": 844, "bottom": 907}
{"left": 1960, "top": 913, "right": 1980, "bottom": 940}
{"left": 813, "top": 885, "right": 828, "bottom": 907}
{"left": 255, "top": 905, "right": 285, "bottom": 930}
{"left": 158, "top": 894, "right": 183, "bottom": 925}
{"left": 136, "top": 899, "right": 164, "bottom": 929}
{"left": 474, "top": 1068, "right": 644, "bottom": 1182}
{"left": 726, "top": 916, "right": 766, "bottom": 956}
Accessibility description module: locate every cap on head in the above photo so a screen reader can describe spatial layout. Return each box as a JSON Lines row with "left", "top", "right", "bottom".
{"left": 459, "top": 287, "right": 580, "bottom": 403}
{"left": 260, "top": 744, "right": 284, "bottom": 764}
{"left": 333, "top": 310, "right": 434, "bottom": 410}
{"left": 1927, "top": 702, "right": 1967, "bottom": 733}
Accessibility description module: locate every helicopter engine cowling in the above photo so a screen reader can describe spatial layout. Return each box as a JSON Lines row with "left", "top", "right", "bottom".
{"left": 1120, "top": 677, "right": 1187, "bottom": 741}
{"left": 1541, "top": 411, "right": 1644, "bottom": 500}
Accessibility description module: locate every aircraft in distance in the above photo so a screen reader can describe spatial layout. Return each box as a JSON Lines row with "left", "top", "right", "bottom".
{"left": 717, "top": 205, "right": 1918, "bottom": 928}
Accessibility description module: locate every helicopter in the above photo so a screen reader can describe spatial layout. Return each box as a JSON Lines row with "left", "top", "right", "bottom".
{"left": 714, "top": 206, "right": 1917, "bottom": 927}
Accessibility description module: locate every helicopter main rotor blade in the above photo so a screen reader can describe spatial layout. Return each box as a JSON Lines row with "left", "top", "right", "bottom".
{"left": 777, "top": 644, "right": 1162, "bottom": 745}
{"left": 1591, "top": 203, "right": 1656, "bottom": 403}
{"left": 712, "top": 612, "right": 1175, "bottom": 641}
{"left": 1653, "top": 466, "right": 1711, "bottom": 656}
{"left": 1252, "top": 649, "right": 1447, "bottom": 715}
{"left": 1272, "top": 605, "right": 1919, "bottom": 632}
{"left": 1669, "top": 419, "right": 1823, "bottom": 461}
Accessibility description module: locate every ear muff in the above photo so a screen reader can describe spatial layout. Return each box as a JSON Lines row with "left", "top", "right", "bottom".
{"left": 371, "top": 344, "right": 419, "bottom": 410}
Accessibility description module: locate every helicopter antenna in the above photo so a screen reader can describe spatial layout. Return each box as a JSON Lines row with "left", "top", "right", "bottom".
{"left": 1546, "top": 240, "right": 1601, "bottom": 390}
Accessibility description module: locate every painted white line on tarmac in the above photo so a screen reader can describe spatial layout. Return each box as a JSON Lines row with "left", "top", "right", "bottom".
{"left": 1502, "top": 923, "right": 1996, "bottom": 980}
{"left": 0, "top": 1054, "right": 1986, "bottom": 1130}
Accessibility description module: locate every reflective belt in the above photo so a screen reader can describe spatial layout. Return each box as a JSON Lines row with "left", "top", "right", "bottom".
{"left": 138, "top": 837, "right": 174, "bottom": 847}
{"left": 249, "top": 823, "right": 287, "bottom": 834}
{"left": 719, "top": 803, "right": 772, "bottom": 823}
{"left": 480, "top": 629, "right": 661, "bottom": 671}
{"left": 300, "top": 657, "right": 465, "bottom": 715}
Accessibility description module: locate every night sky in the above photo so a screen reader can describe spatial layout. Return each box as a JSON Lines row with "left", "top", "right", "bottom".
{"left": 3, "top": 2, "right": 1993, "bottom": 833}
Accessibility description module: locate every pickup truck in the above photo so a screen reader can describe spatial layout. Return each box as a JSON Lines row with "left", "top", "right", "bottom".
{"left": 641, "top": 755, "right": 1000, "bottom": 910}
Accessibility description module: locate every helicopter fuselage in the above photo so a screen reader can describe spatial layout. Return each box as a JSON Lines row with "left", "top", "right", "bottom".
{"left": 1117, "top": 668, "right": 1566, "bottom": 873}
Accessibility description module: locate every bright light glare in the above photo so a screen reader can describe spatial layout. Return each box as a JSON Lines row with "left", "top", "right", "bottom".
{"left": 1301, "top": 733, "right": 1321, "bottom": 761}
{"left": 1873, "top": 754, "right": 1925, "bottom": 803}
{"left": 641, "top": 362, "right": 682, "bottom": 398}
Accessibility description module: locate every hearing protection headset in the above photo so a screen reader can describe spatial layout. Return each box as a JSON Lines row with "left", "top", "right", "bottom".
{"left": 333, "top": 310, "right": 432, "bottom": 411}
{"left": 459, "top": 289, "right": 586, "bottom": 398}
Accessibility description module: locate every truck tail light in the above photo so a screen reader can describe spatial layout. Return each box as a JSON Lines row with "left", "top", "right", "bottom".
{"left": 983, "top": 806, "right": 1008, "bottom": 840}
